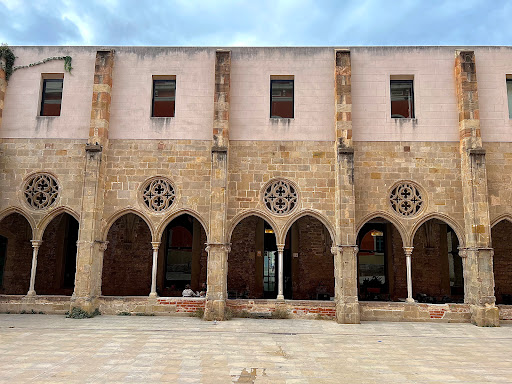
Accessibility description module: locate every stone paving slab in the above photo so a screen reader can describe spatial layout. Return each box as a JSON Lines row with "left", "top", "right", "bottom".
{"left": 0, "top": 315, "right": 511, "bottom": 383}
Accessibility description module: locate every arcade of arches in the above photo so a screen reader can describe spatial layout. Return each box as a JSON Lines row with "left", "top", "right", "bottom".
{"left": 357, "top": 218, "right": 464, "bottom": 304}
{"left": 0, "top": 212, "right": 78, "bottom": 296}
{"left": 0, "top": 210, "right": 511, "bottom": 321}
{"left": 228, "top": 215, "right": 334, "bottom": 301}
{"left": 101, "top": 213, "right": 207, "bottom": 297}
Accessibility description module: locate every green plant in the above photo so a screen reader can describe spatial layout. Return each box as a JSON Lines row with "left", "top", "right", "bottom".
{"left": 0, "top": 44, "right": 16, "bottom": 81}
{"left": 2, "top": 43, "right": 73, "bottom": 82}
{"left": 66, "top": 307, "right": 101, "bottom": 319}
{"left": 189, "top": 308, "right": 205, "bottom": 318}
{"left": 118, "top": 311, "right": 132, "bottom": 316}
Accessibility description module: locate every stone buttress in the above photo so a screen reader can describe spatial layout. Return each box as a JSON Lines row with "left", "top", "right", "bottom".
{"left": 204, "top": 50, "right": 231, "bottom": 320}
{"left": 0, "top": 56, "right": 6, "bottom": 131}
{"left": 333, "top": 50, "right": 360, "bottom": 324}
{"left": 72, "top": 50, "right": 114, "bottom": 312}
{"left": 455, "top": 50, "right": 499, "bottom": 326}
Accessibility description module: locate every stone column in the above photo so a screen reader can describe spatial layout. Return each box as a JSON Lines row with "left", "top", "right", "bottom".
{"left": 26, "top": 240, "right": 42, "bottom": 297}
{"left": 333, "top": 245, "right": 360, "bottom": 324}
{"left": 455, "top": 50, "right": 499, "bottom": 326}
{"left": 72, "top": 50, "right": 114, "bottom": 313}
{"left": 277, "top": 244, "right": 285, "bottom": 300}
{"left": 204, "top": 50, "right": 231, "bottom": 321}
{"left": 403, "top": 247, "right": 414, "bottom": 303}
{"left": 0, "top": 57, "right": 6, "bottom": 131}
{"left": 205, "top": 243, "right": 230, "bottom": 320}
{"left": 333, "top": 50, "right": 360, "bottom": 324}
{"left": 149, "top": 242, "right": 160, "bottom": 298}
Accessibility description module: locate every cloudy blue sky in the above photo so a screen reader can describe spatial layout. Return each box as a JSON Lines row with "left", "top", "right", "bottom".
{"left": 0, "top": 0, "right": 510, "bottom": 46}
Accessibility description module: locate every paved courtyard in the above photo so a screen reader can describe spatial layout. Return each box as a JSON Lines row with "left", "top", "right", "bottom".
{"left": 0, "top": 314, "right": 511, "bottom": 383}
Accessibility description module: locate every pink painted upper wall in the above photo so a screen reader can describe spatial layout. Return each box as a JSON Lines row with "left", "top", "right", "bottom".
{"left": 229, "top": 48, "right": 335, "bottom": 141}
{"left": 1, "top": 47, "right": 95, "bottom": 139}
{"left": 109, "top": 48, "right": 214, "bottom": 140}
{"left": 350, "top": 47, "right": 459, "bottom": 142}
{"left": 2, "top": 46, "right": 512, "bottom": 142}
{"left": 474, "top": 47, "right": 512, "bottom": 143}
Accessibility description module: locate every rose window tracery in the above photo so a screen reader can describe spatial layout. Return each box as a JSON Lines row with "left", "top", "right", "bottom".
{"left": 24, "top": 173, "right": 59, "bottom": 209}
{"left": 142, "top": 178, "right": 176, "bottom": 212}
{"left": 389, "top": 182, "right": 424, "bottom": 217}
{"left": 263, "top": 179, "right": 298, "bottom": 215}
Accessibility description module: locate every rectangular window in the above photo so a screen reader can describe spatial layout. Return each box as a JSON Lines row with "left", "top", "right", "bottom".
{"left": 152, "top": 77, "right": 176, "bottom": 117}
{"left": 40, "top": 77, "right": 63, "bottom": 116}
{"left": 390, "top": 79, "right": 414, "bottom": 118}
{"left": 507, "top": 78, "right": 512, "bottom": 119}
{"left": 270, "top": 77, "right": 294, "bottom": 118}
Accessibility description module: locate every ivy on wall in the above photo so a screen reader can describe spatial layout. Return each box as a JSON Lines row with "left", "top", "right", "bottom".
{"left": 0, "top": 44, "right": 16, "bottom": 81}
{"left": 0, "top": 44, "right": 73, "bottom": 82}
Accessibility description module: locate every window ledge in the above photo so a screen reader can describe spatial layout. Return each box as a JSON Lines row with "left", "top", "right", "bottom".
{"left": 37, "top": 115, "right": 59, "bottom": 118}
{"left": 392, "top": 118, "right": 418, "bottom": 124}
{"left": 151, "top": 116, "right": 175, "bottom": 119}
{"left": 270, "top": 117, "right": 294, "bottom": 122}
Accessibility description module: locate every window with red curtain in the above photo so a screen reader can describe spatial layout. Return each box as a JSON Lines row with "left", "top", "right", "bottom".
{"left": 40, "top": 79, "right": 63, "bottom": 116}
{"left": 271, "top": 79, "right": 294, "bottom": 118}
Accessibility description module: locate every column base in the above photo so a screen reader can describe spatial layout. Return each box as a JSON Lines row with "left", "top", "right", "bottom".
{"left": 471, "top": 304, "right": 500, "bottom": 327}
{"left": 276, "top": 295, "right": 285, "bottom": 301}
{"left": 204, "top": 299, "right": 226, "bottom": 321}
{"left": 405, "top": 298, "right": 415, "bottom": 303}
{"left": 70, "top": 296, "right": 99, "bottom": 314}
{"left": 148, "top": 292, "right": 158, "bottom": 299}
{"left": 25, "top": 290, "right": 36, "bottom": 298}
{"left": 335, "top": 301, "right": 360, "bottom": 324}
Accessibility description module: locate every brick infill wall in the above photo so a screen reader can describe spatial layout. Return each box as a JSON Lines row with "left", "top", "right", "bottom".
{"left": 360, "top": 302, "right": 471, "bottom": 322}
{"left": 227, "top": 299, "right": 336, "bottom": 319}
{"left": 498, "top": 305, "right": 512, "bottom": 322}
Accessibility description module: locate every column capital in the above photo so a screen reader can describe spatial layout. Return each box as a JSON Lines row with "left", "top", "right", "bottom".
{"left": 96, "top": 240, "right": 109, "bottom": 252}
{"left": 331, "top": 245, "right": 358, "bottom": 255}
{"left": 205, "top": 242, "right": 231, "bottom": 253}
{"left": 277, "top": 244, "right": 285, "bottom": 252}
{"left": 30, "top": 240, "right": 42, "bottom": 248}
{"left": 151, "top": 241, "right": 161, "bottom": 250}
{"left": 403, "top": 246, "right": 414, "bottom": 256}
{"left": 457, "top": 247, "right": 493, "bottom": 258}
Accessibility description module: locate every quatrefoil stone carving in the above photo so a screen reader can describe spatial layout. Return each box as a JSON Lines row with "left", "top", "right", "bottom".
{"left": 142, "top": 178, "right": 176, "bottom": 212}
{"left": 389, "top": 182, "right": 424, "bottom": 217}
{"left": 24, "top": 173, "right": 59, "bottom": 209}
{"left": 263, "top": 180, "right": 298, "bottom": 215}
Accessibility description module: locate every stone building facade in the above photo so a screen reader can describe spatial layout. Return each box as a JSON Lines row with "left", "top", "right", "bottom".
{"left": 1, "top": 46, "right": 511, "bottom": 326}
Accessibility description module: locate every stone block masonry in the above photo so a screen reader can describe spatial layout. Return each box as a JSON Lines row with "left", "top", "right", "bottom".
{"left": 0, "top": 46, "right": 510, "bottom": 326}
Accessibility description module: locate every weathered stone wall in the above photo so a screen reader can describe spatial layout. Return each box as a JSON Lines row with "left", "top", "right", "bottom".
{"left": 492, "top": 220, "right": 512, "bottom": 304}
{"left": 0, "top": 213, "right": 32, "bottom": 294}
{"left": 227, "top": 299, "right": 336, "bottom": 319}
{"left": 0, "top": 139, "right": 85, "bottom": 218}
{"left": 360, "top": 302, "right": 471, "bottom": 322}
{"left": 103, "top": 139, "right": 211, "bottom": 234}
{"left": 102, "top": 214, "right": 153, "bottom": 296}
{"left": 354, "top": 141, "right": 464, "bottom": 236}
{"left": 486, "top": 143, "right": 512, "bottom": 221}
{"left": 228, "top": 141, "right": 336, "bottom": 227}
